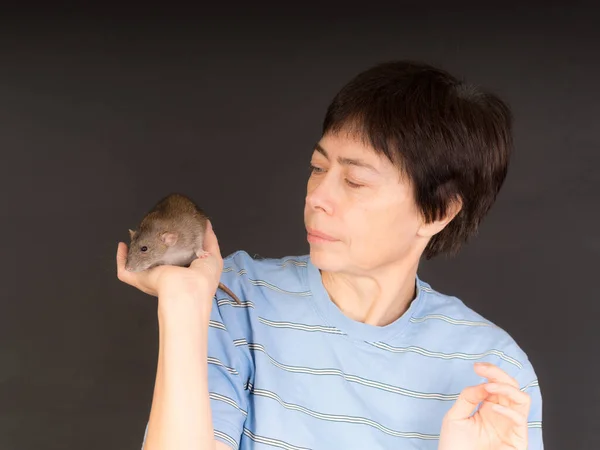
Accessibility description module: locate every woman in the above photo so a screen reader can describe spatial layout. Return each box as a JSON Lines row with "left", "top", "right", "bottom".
{"left": 117, "top": 60, "right": 543, "bottom": 450}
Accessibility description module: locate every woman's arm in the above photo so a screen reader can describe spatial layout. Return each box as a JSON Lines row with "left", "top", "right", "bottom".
{"left": 143, "top": 290, "right": 220, "bottom": 450}
{"left": 117, "top": 220, "right": 237, "bottom": 449}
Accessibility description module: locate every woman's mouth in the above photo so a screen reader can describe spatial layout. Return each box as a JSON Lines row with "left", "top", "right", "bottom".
{"left": 307, "top": 228, "right": 339, "bottom": 243}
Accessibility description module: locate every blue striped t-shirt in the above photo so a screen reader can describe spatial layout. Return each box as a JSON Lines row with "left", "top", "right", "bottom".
{"left": 143, "top": 250, "right": 544, "bottom": 449}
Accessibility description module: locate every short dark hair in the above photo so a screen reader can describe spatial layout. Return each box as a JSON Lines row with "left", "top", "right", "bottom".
{"left": 322, "top": 60, "right": 514, "bottom": 260}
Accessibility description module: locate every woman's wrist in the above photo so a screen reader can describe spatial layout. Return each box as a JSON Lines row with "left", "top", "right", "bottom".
{"left": 157, "top": 287, "right": 214, "bottom": 328}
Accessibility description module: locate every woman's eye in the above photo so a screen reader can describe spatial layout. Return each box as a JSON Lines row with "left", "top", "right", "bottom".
{"left": 345, "top": 180, "right": 363, "bottom": 189}
{"left": 309, "top": 163, "right": 364, "bottom": 189}
{"left": 309, "top": 163, "right": 324, "bottom": 173}
{"left": 141, "top": 246, "right": 148, "bottom": 252}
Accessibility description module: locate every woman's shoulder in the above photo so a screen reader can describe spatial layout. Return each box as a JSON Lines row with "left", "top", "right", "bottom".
{"left": 218, "top": 250, "right": 311, "bottom": 304}
{"left": 223, "top": 249, "right": 309, "bottom": 268}
{"left": 222, "top": 250, "right": 309, "bottom": 278}
{"left": 415, "top": 278, "right": 534, "bottom": 372}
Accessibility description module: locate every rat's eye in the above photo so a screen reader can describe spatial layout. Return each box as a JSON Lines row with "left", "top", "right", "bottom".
{"left": 141, "top": 246, "right": 148, "bottom": 252}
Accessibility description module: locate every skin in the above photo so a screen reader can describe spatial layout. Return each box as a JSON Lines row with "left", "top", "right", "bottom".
{"left": 439, "top": 362, "right": 531, "bottom": 450}
{"left": 304, "top": 131, "right": 461, "bottom": 326}
{"left": 304, "top": 131, "right": 531, "bottom": 449}
{"left": 117, "top": 133, "right": 531, "bottom": 449}
{"left": 117, "top": 222, "right": 229, "bottom": 450}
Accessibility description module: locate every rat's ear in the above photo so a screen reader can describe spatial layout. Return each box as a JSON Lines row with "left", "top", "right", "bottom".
{"left": 128, "top": 229, "right": 137, "bottom": 240}
{"left": 160, "top": 232, "right": 178, "bottom": 247}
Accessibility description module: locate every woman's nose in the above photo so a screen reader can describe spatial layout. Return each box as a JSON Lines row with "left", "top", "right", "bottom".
{"left": 306, "top": 177, "right": 335, "bottom": 215}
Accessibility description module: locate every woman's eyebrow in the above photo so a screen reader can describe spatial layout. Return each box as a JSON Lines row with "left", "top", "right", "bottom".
{"left": 314, "top": 143, "right": 380, "bottom": 174}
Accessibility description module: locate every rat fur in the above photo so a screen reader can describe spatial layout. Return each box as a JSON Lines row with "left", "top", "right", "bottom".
{"left": 125, "top": 193, "right": 242, "bottom": 305}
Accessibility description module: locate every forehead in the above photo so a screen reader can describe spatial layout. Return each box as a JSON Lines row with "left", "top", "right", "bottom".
{"left": 313, "top": 133, "right": 396, "bottom": 173}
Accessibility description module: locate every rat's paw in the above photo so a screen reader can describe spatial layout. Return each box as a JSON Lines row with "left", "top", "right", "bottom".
{"left": 195, "top": 250, "right": 210, "bottom": 259}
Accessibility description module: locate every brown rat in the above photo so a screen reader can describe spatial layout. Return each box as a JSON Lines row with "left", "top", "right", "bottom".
{"left": 125, "top": 193, "right": 242, "bottom": 305}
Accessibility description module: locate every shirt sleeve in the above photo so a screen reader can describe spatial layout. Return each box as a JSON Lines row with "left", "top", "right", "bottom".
{"left": 207, "top": 251, "right": 254, "bottom": 449}
{"left": 514, "top": 358, "right": 544, "bottom": 450}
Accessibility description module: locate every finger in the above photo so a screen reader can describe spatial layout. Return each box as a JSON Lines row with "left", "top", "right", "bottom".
{"left": 203, "top": 220, "right": 222, "bottom": 258}
{"left": 116, "top": 242, "right": 144, "bottom": 287}
{"left": 116, "top": 242, "right": 131, "bottom": 282}
{"left": 484, "top": 383, "right": 530, "bottom": 406}
{"left": 444, "top": 383, "right": 488, "bottom": 421}
{"left": 484, "top": 383, "right": 531, "bottom": 416}
{"left": 474, "top": 363, "right": 520, "bottom": 389}
{"left": 490, "top": 403, "right": 528, "bottom": 429}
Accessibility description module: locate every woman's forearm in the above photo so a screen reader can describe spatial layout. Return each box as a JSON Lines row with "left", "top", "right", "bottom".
{"left": 143, "top": 291, "right": 216, "bottom": 450}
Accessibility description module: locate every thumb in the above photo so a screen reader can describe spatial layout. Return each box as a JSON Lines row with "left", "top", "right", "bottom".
{"left": 189, "top": 220, "right": 223, "bottom": 283}
{"left": 444, "top": 383, "right": 489, "bottom": 421}
{"left": 203, "top": 220, "right": 222, "bottom": 258}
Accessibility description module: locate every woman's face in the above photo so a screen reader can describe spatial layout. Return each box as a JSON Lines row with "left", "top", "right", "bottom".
{"left": 304, "top": 132, "right": 426, "bottom": 275}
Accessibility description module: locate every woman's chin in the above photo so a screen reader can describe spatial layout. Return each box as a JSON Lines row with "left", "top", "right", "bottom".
{"left": 309, "top": 247, "right": 344, "bottom": 271}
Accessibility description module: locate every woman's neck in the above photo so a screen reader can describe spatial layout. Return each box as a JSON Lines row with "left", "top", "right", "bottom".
{"left": 320, "top": 260, "right": 419, "bottom": 327}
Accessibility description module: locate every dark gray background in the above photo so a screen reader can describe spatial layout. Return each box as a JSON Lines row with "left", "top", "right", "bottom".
{"left": 1, "top": 3, "right": 598, "bottom": 449}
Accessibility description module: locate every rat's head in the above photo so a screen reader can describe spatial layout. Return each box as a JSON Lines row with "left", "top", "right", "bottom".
{"left": 125, "top": 227, "right": 179, "bottom": 272}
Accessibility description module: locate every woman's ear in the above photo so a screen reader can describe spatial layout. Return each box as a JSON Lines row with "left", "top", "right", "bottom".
{"left": 417, "top": 196, "right": 463, "bottom": 238}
